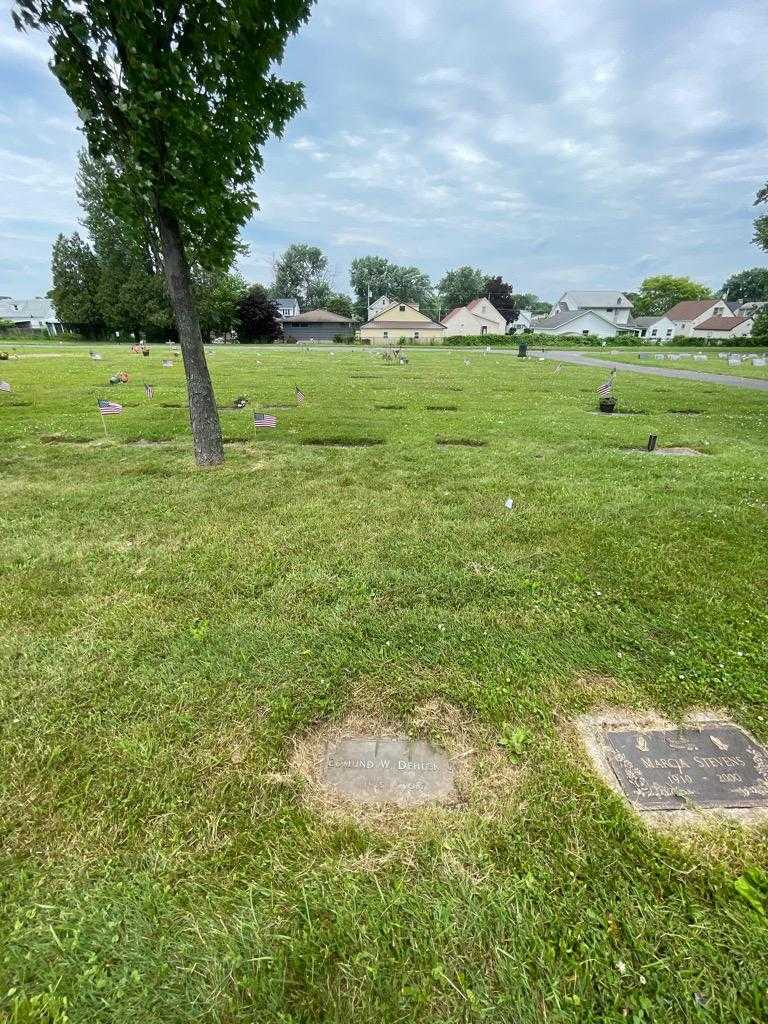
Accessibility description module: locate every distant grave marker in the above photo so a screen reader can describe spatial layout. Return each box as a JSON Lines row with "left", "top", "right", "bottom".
{"left": 605, "top": 725, "right": 768, "bottom": 811}
{"left": 323, "top": 736, "right": 456, "bottom": 807}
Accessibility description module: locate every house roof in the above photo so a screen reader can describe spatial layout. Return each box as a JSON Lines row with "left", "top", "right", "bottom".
{"left": 560, "top": 291, "right": 631, "bottom": 308}
{"left": 0, "top": 297, "right": 59, "bottom": 321}
{"left": 535, "top": 309, "right": 622, "bottom": 330}
{"left": 361, "top": 301, "right": 444, "bottom": 330}
{"left": 282, "top": 308, "right": 352, "bottom": 324}
{"left": 665, "top": 300, "right": 720, "bottom": 321}
{"left": 361, "top": 321, "right": 446, "bottom": 330}
{"left": 629, "top": 316, "right": 667, "bottom": 328}
{"left": 442, "top": 297, "right": 504, "bottom": 325}
{"left": 694, "top": 315, "right": 751, "bottom": 332}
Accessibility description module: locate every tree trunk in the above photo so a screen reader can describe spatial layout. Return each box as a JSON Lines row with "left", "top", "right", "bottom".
{"left": 156, "top": 206, "right": 224, "bottom": 466}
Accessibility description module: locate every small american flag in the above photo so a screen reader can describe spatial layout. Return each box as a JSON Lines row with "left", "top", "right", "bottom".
{"left": 0, "top": 380, "right": 11, "bottom": 392}
{"left": 253, "top": 412, "right": 276, "bottom": 428}
{"left": 144, "top": 383, "right": 154, "bottom": 400}
{"left": 598, "top": 371, "right": 615, "bottom": 398}
{"left": 295, "top": 386, "right": 305, "bottom": 405}
{"left": 97, "top": 398, "right": 122, "bottom": 415}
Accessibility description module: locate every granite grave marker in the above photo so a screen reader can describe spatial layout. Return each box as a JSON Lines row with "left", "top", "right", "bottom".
{"left": 323, "top": 736, "right": 456, "bottom": 807}
{"left": 604, "top": 724, "right": 768, "bottom": 811}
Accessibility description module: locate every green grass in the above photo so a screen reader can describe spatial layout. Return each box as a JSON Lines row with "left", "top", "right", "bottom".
{"left": 590, "top": 348, "right": 768, "bottom": 380}
{"left": 1, "top": 343, "right": 767, "bottom": 1023}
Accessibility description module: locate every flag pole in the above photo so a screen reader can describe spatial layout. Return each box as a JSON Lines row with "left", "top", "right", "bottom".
{"left": 99, "top": 409, "right": 108, "bottom": 438}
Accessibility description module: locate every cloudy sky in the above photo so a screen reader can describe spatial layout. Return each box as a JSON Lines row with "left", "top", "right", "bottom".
{"left": 1, "top": 0, "right": 767, "bottom": 301}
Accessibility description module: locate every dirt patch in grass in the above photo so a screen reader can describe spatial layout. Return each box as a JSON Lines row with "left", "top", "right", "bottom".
{"left": 623, "top": 446, "right": 707, "bottom": 457}
{"left": 426, "top": 405, "right": 459, "bottom": 411}
{"left": 124, "top": 437, "right": 176, "bottom": 446}
{"left": 437, "top": 437, "right": 487, "bottom": 448}
{"left": 290, "top": 699, "right": 520, "bottom": 831}
{"left": 667, "top": 409, "right": 702, "bottom": 415}
{"left": 302, "top": 437, "right": 384, "bottom": 448}
{"left": 375, "top": 404, "right": 406, "bottom": 410}
{"left": 652, "top": 447, "right": 707, "bottom": 457}
{"left": 40, "top": 434, "right": 96, "bottom": 445}
{"left": 263, "top": 403, "right": 297, "bottom": 410}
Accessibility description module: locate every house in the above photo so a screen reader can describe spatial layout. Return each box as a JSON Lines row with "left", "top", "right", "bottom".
{"left": 691, "top": 315, "right": 753, "bottom": 340}
{"left": 359, "top": 301, "right": 445, "bottom": 343}
{"left": 629, "top": 315, "right": 677, "bottom": 341}
{"left": 441, "top": 297, "right": 506, "bottom": 337}
{"left": 0, "top": 297, "right": 63, "bottom": 335}
{"left": 553, "top": 291, "right": 633, "bottom": 325}
{"left": 368, "top": 295, "right": 397, "bottom": 318}
{"left": 274, "top": 297, "right": 300, "bottom": 318}
{"left": 533, "top": 308, "right": 640, "bottom": 338}
{"left": 736, "top": 300, "right": 767, "bottom": 318}
{"left": 508, "top": 309, "right": 534, "bottom": 333}
{"left": 281, "top": 308, "right": 354, "bottom": 342}
{"left": 665, "top": 299, "right": 735, "bottom": 337}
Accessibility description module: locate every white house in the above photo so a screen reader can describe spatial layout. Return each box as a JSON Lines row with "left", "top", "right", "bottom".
{"left": 665, "top": 299, "right": 735, "bottom": 337}
{"left": 274, "top": 297, "right": 300, "bottom": 318}
{"left": 0, "top": 298, "right": 62, "bottom": 335}
{"left": 441, "top": 297, "right": 506, "bottom": 337}
{"left": 691, "top": 315, "right": 753, "bottom": 340}
{"left": 368, "top": 295, "right": 397, "bottom": 318}
{"left": 630, "top": 315, "right": 677, "bottom": 341}
{"left": 553, "top": 291, "right": 633, "bottom": 325}
{"left": 533, "top": 308, "right": 640, "bottom": 338}
{"left": 508, "top": 309, "right": 534, "bottom": 333}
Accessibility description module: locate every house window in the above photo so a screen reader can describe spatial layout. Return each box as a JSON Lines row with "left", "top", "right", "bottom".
{"left": 651, "top": 329, "right": 657, "bottom": 336}
{"left": 481, "top": 325, "right": 487, "bottom": 335}
{"left": 582, "top": 330, "right": 589, "bottom": 335}
{"left": 383, "top": 331, "right": 388, "bottom": 339}
{"left": 666, "top": 329, "right": 672, "bottom": 336}
{"left": 399, "top": 305, "right": 406, "bottom": 312}
{"left": 414, "top": 331, "right": 419, "bottom": 339}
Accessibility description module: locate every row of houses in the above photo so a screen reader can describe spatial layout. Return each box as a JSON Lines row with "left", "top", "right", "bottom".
{"left": 531, "top": 291, "right": 760, "bottom": 340}
{"left": 278, "top": 294, "right": 510, "bottom": 342}
{"left": 278, "top": 290, "right": 765, "bottom": 343}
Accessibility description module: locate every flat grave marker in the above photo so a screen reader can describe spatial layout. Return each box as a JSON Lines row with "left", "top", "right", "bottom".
{"left": 323, "top": 736, "right": 456, "bottom": 807}
{"left": 605, "top": 724, "right": 768, "bottom": 811}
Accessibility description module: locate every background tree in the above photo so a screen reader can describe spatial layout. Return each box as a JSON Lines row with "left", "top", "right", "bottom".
{"left": 754, "top": 182, "right": 768, "bottom": 255}
{"left": 632, "top": 275, "right": 712, "bottom": 316}
{"left": 303, "top": 281, "right": 354, "bottom": 318}
{"left": 750, "top": 308, "right": 768, "bottom": 343}
{"left": 513, "top": 292, "right": 551, "bottom": 315}
{"left": 721, "top": 267, "right": 768, "bottom": 303}
{"left": 436, "top": 266, "right": 486, "bottom": 316}
{"left": 50, "top": 232, "right": 104, "bottom": 335}
{"left": 15, "top": 0, "right": 314, "bottom": 466}
{"left": 484, "top": 275, "right": 518, "bottom": 322}
{"left": 194, "top": 270, "right": 247, "bottom": 342}
{"left": 237, "top": 284, "right": 282, "bottom": 342}
{"left": 272, "top": 244, "right": 330, "bottom": 309}
{"left": 349, "top": 256, "right": 433, "bottom": 320}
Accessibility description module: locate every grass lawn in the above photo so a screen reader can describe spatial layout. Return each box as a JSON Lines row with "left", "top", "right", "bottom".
{"left": 1, "top": 343, "right": 767, "bottom": 1023}
{"left": 589, "top": 348, "right": 768, "bottom": 380}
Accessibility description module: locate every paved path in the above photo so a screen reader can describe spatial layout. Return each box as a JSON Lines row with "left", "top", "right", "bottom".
{"left": 533, "top": 350, "right": 768, "bottom": 392}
